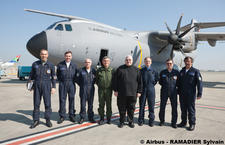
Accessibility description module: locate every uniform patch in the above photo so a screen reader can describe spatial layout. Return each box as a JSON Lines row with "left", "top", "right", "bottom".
{"left": 60, "top": 67, "right": 66, "bottom": 71}
{"left": 173, "top": 76, "right": 177, "bottom": 80}
{"left": 47, "top": 69, "right": 51, "bottom": 74}
{"left": 34, "top": 65, "right": 39, "bottom": 69}
{"left": 76, "top": 73, "right": 80, "bottom": 77}
{"left": 162, "top": 74, "right": 166, "bottom": 77}
{"left": 189, "top": 72, "right": 195, "bottom": 76}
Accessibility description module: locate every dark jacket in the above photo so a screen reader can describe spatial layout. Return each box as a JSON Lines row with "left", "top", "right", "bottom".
{"left": 113, "top": 64, "right": 142, "bottom": 96}
{"left": 177, "top": 66, "right": 203, "bottom": 98}
{"left": 56, "top": 61, "right": 78, "bottom": 83}
{"left": 29, "top": 60, "right": 56, "bottom": 88}
{"left": 159, "top": 69, "right": 179, "bottom": 97}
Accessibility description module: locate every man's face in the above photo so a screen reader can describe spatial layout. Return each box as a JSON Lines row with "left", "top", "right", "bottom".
{"left": 144, "top": 58, "right": 152, "bottom": 67}
{"left": 184, "top": 58, "right": 193, "bottom": 69}
{"left": 40, "top": 50, "right": 48, "bottom": 62}
{"left": 166, "top": 60, "right": 173, "bottom": 70}
{"left": 102, "top": 58, "right": 110, "bottom": 68}
{"left": 64, "top": 53, "right": 72, "bottom": 62}
{"left": 125, "top": 56, "right": 133, "bottom": 66}
{"left": 85, "top": 59, "right": 92, "bottom": 69}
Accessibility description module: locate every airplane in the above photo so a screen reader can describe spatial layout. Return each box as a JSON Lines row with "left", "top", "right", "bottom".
{"left": 0, "top": 55, "right": 21, "bottom": 69}
{"left": 25, "top": 9, "right": 225, "bottom": 72}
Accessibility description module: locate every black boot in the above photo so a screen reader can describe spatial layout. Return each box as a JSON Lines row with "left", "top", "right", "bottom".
{"left": 57, "top": 117, "right": 64, "bottom": 124}
{"left": 89, "top": 118, "right": 96, "bottom": 123}
{"left": 79, "top": 118, "right": 84, "bottom": 124}
{"left": 30, "top": 120, "right": 39, "bottom": 129}
{"left": 46, "top": 119, "right": 52, "bottom": 128}
{"left": 118, "top": 122, "right": 124, "bottom": 128}
{"left": 107, "top": 118, "right": 111, "bottom": 124}
{"left": 177, "top": 122, "right": 187, "bottom": 127}
{"left": 187, "top": 124, "right": 195, "bottom": 131}
{"left": 128, "top": 122, "right": 135, "bottom": 128}
{"left": 159, "top": 122, "right": 164, "bottom": 126}
{"left": 69, "top": 116, "right": 76, "bottom": 123}
{"left": 98, "top": 117, "right": 104, "bottom": 125}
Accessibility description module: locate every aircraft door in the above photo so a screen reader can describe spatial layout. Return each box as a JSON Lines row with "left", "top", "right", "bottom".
{"left": 98, "top": 49, "right": 108, "bottom": 66}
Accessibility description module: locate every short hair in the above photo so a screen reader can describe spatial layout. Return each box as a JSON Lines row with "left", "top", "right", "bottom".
{"left": 102, "top": 56, "right": 110, "bottom": 60}
{"left": 64, "top": 51, "right": 72, "bottom": 56}
{"left": 184, "top": 56, "right": 194, "bottom": 63}
{"left": 166, "top": 58, "right": 173, "bottom": 63}
{"left": 125, "top": 55, "right": 133, "bottom": 61}
{"left": 144, "top": 56, "right": 152, "bottom": 61}
{"left": 85, "top": 58, "right": 92, "bottom": 63}
{"left": 40, "top": 49, "right": 48, "bottom": 54}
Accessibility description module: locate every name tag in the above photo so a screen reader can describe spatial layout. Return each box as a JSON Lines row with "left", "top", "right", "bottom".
{"left": 47, "top": 69, "right": 51, "bottom": 74}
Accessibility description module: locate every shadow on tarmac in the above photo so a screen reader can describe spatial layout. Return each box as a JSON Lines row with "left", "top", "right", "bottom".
{"left": 0, "top": 112, "right": 32, "bottom": 126}
{"left": 0, "top": 79, "right": 27, "bottom": 84}
{"left": 203, "top": 81, "right": 225, "bottom": 89}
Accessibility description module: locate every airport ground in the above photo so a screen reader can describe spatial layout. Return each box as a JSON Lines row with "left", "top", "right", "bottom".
{"left": 0, "top": 72, "right": 225, "bottom": 145}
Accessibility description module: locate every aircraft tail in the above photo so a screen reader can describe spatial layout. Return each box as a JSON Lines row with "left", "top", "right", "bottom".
{"left": 9, "top": 55, "right": 21, "bottom": 63}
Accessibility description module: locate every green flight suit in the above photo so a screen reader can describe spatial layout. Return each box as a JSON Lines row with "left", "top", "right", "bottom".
{"left": 96, "top": 66, "right": 114, "bottom": 119}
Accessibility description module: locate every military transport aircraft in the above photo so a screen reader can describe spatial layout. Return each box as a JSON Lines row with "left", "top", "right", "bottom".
{"left": 25, "top": 9, "right": 225, "bottom": 72}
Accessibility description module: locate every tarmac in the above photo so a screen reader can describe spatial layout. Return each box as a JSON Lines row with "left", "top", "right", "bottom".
{"left": 0, "top": 71, "right": 225, "bottom": 145}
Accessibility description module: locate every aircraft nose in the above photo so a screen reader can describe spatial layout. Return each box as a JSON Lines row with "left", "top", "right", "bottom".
{"left": 26, "top": 31, "right": 47, "bottom": 59}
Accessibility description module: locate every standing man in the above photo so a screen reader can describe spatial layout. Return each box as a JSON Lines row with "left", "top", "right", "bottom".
{"left": 77, "top": 58, "right": 96, "bottom": 124}
{"left": 29, "top": 49, "right": 56, "bottom": 129}
{"left": 57, "top": 51, "right": 78, "bottom": 124}
{"left": 113, "top": 55, "right": 142, "bottom": 128}
{"left": 177, "top": 56, "right": 203, "bottom": 131}
{"left": 96, "top": 56, "right": 114, "bottom": 125}
{"left": 158, "top": 59, "right": 179, "bottom": 128}
{"left": 138, "top": 57, "right": 158, "bottom": 127}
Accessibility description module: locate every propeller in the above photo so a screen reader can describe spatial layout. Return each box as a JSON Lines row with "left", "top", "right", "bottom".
{"left": 157, "top": 14, "right": 196, "bottom": 58}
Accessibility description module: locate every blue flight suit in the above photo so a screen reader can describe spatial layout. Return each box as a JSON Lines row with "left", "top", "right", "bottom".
{"left": 138, "top": 66, "right": 158, "bottom": 124}
{"left": 29, "top": 60, "right": 56, "bottom": 121}
{"left": 57, "top": 61, "right": 78, "bottom": 118}
{"left": 178, "top": 67, "right": 203, "bottom": 125}
{"left": 77, "top": 67, "right": 96, "bottom": 120}
{"left": 159, "top": 69, "right": 179, "bottom": 124}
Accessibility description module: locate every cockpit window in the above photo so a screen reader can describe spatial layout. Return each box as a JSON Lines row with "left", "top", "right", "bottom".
{"left": 65, "top": 24, "right": 72, "bottom": 31}
{"left": 46, "top": 23, "right": 57, "bottom": 30}
{"left": 55, "top": 24, "right": 64, "bottom": 31}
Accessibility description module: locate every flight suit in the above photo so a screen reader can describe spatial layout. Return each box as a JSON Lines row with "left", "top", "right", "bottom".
{"left": 29, "top": 60, "right": 56, "bottom": 121}
{"left": 77, "top": 67, "right": 96, "bottom": 120}
{"left": 159, "top": 69, "right": 179, "bottom": 125}
{"left": 96, "top": 67, "right": 114, "bottom": 120}
{"left": 57, "top": 61, "right": 78, "bottom": 119}
{"left": 178, "top": 67, "right": 203, "bottom": 125}
{"left": 138, "top": 66, "right": 158, "bottom": 124}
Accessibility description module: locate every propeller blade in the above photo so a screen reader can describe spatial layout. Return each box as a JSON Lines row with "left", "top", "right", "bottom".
{"left": 176, "top": 14, "right": 183, "bottom": 35}
{"left": 170, "top": 47, "right": 174, "bottom": 59}
{"left": 179, "top": 46, "right": 186, "bottom": 56}
{"left": 157, "top": 43, "right": 169, "bottom": 54}
{"left": 165, "top": 22, "right": 173, "bottom": 35}
{"left": 179, "top": 25, "right": 196, "bottom": 38}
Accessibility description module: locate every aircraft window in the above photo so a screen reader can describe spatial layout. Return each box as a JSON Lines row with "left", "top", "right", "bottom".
{"left": 65, "top": 24, "right": 72, "bottom": 31}
{"left": 46, "top": 23, "right": 57, "bottom": 30}
{"left": 55, "top": 24, "right": 64, "bottom": 31}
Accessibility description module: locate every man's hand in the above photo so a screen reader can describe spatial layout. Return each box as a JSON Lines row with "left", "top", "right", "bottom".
{"left": 114, "top": 91, "right": 118, "bottom": 97}
{"left": 51, "top": 88, "right": 56, "bottom": 94}
{"left": 136, "top": 93, "right": 141, "bottom": 97}
{"left": 197, "top": 96, "right": 201, "bottom": 100}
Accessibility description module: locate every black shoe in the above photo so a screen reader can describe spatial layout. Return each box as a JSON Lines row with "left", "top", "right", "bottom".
{"left": 149, "top": 121, "right": 154, "bottom": 127}
{"left": 159, "top": 122, "right": 164, "bottom": 126}
{"left": 57, "top": 117, "right": 65, "bottom": 124}
{"left": 79, "top": 118, "right": 84, "bottom": 124}
{"left": 69, "top": 116, "right": 76, "bottom": 123}
{"left": 30, "top": 121, "right": 39, "bottom": 129}
{"left": 177, "top": 122, "right": 187, "bottom": 127}
{"left": 46, "top": 119, "right": 52, "bottom": 128}
{"left": 171, "top": 123, "right": 177, "bottom": 128}
{"left": 187, "top": 124, "right": 195, "bottom": 131}
{"left": 107, "top": 118, "right": 111, "bottom": 124}
{"left": 138, "top": 121, "right": 143, "bottom": 126}
{"left": 128, "top": 122, "right": 135, "bottom": 128}
{"left": 89, "top": 118, "right": 96, "bottom": 123}
{"left": 118, "top": 122, "right": 124, "bottom": 128}
{"left": 98, "top": 119, "right": 104, "bottom": 125}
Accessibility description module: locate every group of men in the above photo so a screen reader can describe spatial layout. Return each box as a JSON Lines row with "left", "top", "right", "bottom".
{"left": 29, "top": 49, "right": 202, "bottom": 131}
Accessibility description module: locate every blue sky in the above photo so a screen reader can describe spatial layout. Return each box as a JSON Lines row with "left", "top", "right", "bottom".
{"left": 1, "top": 0, "right": 225, "bottom": 70}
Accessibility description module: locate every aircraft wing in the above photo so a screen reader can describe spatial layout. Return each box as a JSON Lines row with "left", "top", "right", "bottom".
{"left": 181, "top": 21, "right": 225, "bottom": 31}
{"left": 195, "top": 32, "right": 225, "bottom": 41}
{"left": 24, "top": 9, "right": 90, "bottom": 21}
